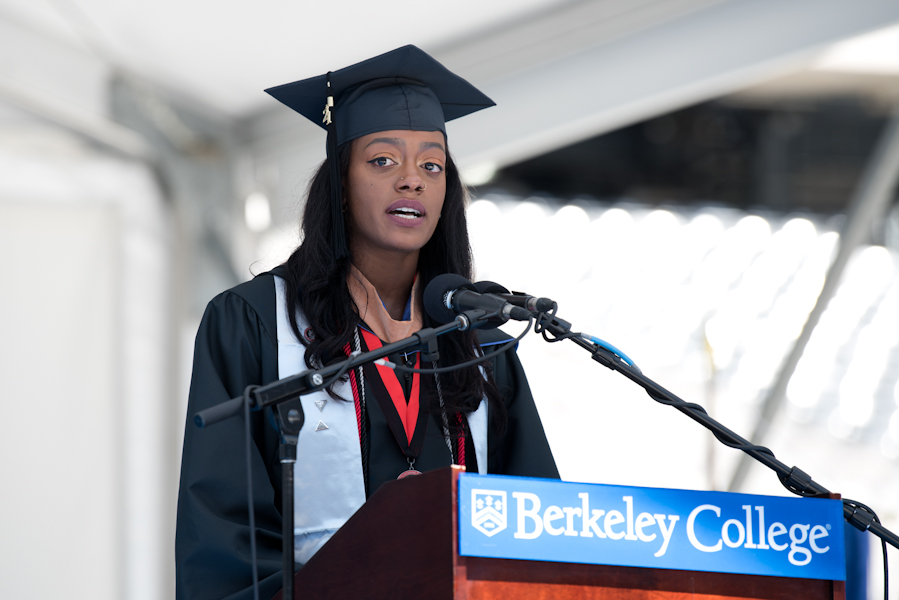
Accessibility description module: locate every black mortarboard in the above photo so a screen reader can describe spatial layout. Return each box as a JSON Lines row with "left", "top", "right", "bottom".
{"left": 264, "top": 45, "right": 495, "bottom": 260}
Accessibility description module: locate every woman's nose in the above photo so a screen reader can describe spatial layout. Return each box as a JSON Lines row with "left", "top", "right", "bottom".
{"left": 397, "top": 168, "right": 424, "bottom": 192}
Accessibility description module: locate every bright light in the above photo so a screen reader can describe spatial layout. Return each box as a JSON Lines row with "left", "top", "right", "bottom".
{"left": 781, "top": 217, "right": 817, "bottom": 242}
{"left": 828, "top": 410, "right": 854, "bottom": 440}
{"left": 883, "top": 411, "right": 899, "bottom": 459}
{"left": 704, "top": 315, "right": 738, "bottom": 369}
{"left": 693, "top": 215, "right": 771, "bottom": 299}
{"left": 468, "top": 199, "right": 504, "bottom": 283}
{"left": 890, "top": 410, "right": 899, "bottom": 442}
{"left": 814, "top": 23, "right": 899, "bottom": 75}
{"left": 541, "top": 205, "right": 591, "bottom": 291}
{"left": 734, "top": 215, "right": 772, "bottom": 243}
{"left": 731, "top": 339, "right": 789, "bottom": 402}
{"left": 245, "top": 192, "right": 272, "bottom": 233}
{"left": 461, "top": 161, "right": 498, "bottom": 186}
{"left": 462, "top": 198, "right": 899, "bottom": 478}
{"left": 590, "top": 207, "right": 635, "bottom": 241}
{"left": 880, "top": 434, "right": 899, "bottom": 460}
{"left": 838, "top": 372, "right": 876, "bottom": 428}
{"left": 685, "top": 213, "right": 725, "bottom": 249}
{"left": 787, "top": 368, "right": 823, "bottom": 409}
{"left": 254, "top": 228, "right": 300, "bottom": 273}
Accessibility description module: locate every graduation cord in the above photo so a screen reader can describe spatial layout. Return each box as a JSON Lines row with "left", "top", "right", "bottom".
{"left": 345, "top": 329, "right": 369, "bottom": 494}
{"left": 324, "top": 72, "right": 348, "bottom": 260}
{"left": 354, "top": 330, "right": 369, "bottom": 494}
{"left": 456, "top": 413, "right": 466, "bottom": 466}
{"left": 434, "top": 370, "right": 452, "bottom": 458}
{"left": 433, "top": 369, "right": 465, "bottom": 466}
{"left": 243, "top": 385, "right": 261, "bottom": 600}
{"left": 321, "top": 347, "right": 358, "bottom": 391}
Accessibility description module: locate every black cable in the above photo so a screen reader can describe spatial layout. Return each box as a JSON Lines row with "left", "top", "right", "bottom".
{"left": 843, "top": 499, "right": 888, "bottom": 600}
{"left": 321, "top": 349, "right": 357, "bottom": 389}
{"left": 588, "top": 342, "right": 817, "bottom": 498}
{"left": 579, "top": 329, "right": 894, "bottom": 588}
{"left": 534, "top": 303, "right": 580, "bottom": 343}
{"left": 643, "top": 386, "right": 780, "bottom": 460}
{"left": 390, "top": 317, "right": 533, "bottom": 374}
{"left": 244, "top": 386, "right": 260, "bottom": 600}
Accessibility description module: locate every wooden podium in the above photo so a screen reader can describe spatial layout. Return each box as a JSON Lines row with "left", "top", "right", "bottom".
{"left": 277, "top": 467, "right": 845, "bottom": 600}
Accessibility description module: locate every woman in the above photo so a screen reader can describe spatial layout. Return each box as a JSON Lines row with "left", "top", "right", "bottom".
{"left": 176, "top": 46, "right": 558, "bottom": 600}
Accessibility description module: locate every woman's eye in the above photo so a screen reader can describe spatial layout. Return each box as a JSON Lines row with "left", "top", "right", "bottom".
{"left": 369, "top": 157, "right": 397, "bottom": 167}
{"left": 422, "top": 162, "right": 444, "bottom": 173}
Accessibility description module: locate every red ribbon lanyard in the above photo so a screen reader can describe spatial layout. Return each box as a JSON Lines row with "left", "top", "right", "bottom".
{"left": 359, "top": 328, "right": 420, "bottom": 445}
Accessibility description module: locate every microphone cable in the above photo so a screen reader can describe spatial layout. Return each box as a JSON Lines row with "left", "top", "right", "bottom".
{"left": 533, "top": 302, "right": 574, "bottom": 343}
{"left": 529, "top": 300, "right": 639, "bottom": 370}
{"left": 243, "top": 384, "right": 261, "bottom": 600}
{"left": 842, "top": 498, "right": 888, "bottom": 600}
{"left": 383, "top": 316, "right": 534, "bottom": 375}
{"left": 320, "top": 349, "right": 361, "bottom": 389}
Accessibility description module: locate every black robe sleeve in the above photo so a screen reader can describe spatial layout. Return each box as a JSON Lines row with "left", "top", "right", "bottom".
{"left": 478, "top": 329, "right": 560, "bottom": 479}
{"left": 176, "top": 273, "right": 291, "bottom": 600}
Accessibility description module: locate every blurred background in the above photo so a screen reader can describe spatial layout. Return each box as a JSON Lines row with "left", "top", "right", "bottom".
{"left": 2, "top": 0, "right": 899, "bottom": 598}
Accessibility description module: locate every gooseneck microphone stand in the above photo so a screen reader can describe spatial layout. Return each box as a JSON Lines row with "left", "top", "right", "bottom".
{"left": 533, "top": 310, "right": 899, "bottom": 552}
{"left": 193, "top": 310, "right": 487, "bottom": 600}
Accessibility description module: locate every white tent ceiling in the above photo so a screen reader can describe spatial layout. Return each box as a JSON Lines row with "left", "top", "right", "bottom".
{"left": 0, "top": 0, "right": 568, "bottom": 116}
{"left": 4, "top": 0, "right": 899, "bottom": 172}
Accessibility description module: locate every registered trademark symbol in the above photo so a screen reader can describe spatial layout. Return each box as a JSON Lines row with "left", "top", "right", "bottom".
{"left": 826, "top": 524, "right": 831, "bottom": 530}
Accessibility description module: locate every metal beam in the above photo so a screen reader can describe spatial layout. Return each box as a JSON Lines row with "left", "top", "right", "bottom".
{"left": 243, "top": 0, "right": 899, "bottom": 211}
{"left": 0, "top": 76, "right": 153, "bottom": 163}
{"left": 448, "top": 0, "right": 899, "bottom": 170}
{"left": 728, "top": 101, "right": 899, "bottom": 492}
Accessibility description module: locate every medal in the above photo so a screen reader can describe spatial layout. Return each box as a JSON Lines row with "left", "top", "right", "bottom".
{"left": 360, "top": 328, "right": 430, "bottom": 478}
{"left": 397, "top": 457, "right": 422, "bottom": 479}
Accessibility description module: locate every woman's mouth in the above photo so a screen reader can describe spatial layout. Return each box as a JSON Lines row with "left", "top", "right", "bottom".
{"left": 386, "top": 200, "right": 427, "bottom": 225}
{"left": 388, "top": 207, "right": 422, "bottom": 220}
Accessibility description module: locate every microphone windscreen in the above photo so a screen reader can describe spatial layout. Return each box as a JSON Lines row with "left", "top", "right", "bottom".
{"left": 423, "top": 273, "right": 476, "bottom": 324}
{"left": 473, "top": 280, "right": 510, "bottom": 295}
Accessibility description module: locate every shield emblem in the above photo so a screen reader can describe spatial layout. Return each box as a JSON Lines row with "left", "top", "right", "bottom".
{"left": 471, "top": 489, "right": 507, "bottom": 537}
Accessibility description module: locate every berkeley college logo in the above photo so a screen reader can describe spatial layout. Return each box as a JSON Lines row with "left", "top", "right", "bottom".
{"left": 472, "top": 489, "right": 507, "bottom": 536}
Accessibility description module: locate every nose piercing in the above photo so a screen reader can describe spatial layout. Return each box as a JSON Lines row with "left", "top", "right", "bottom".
{"left": 417, "top": 183, "right": 427, "bottom": 191}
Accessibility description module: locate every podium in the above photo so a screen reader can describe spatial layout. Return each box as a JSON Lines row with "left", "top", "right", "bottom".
{"left": 277, "top": 467, "right": 845, "bottom": 600}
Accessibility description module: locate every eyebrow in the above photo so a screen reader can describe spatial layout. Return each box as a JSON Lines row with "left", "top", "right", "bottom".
{"left": 420, "top": 141, "right": 447, "bottom": 153}
{"left": 364, "top": 137, "right": 404, "bottom": 149}
{"left": 363, "top": 137, "right": 446, "bottom": 154}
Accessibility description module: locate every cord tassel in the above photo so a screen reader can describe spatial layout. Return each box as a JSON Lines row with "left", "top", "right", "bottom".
{"left": 325, "top": 73, "right": 348, "bottom": 260}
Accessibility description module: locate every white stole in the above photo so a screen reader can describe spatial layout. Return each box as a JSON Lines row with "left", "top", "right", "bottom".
{"left": 273, "top": 276, "right": 488, "bottom": 564}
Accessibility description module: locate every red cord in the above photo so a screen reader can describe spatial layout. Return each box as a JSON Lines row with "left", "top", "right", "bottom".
{"left": 343, "top": 342, "right": 363, "bottom": 444}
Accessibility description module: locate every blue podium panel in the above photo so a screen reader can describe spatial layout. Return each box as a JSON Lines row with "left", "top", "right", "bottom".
{"left": 458, "top": 473, "right": 845, "bottom": 581}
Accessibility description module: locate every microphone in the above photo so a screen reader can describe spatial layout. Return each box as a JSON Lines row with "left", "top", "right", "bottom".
{"left": 424, "top": 274, "right": 531, "bottom": 327}
{"left": 473, "top": 281, "right": 557, "bottom": 313}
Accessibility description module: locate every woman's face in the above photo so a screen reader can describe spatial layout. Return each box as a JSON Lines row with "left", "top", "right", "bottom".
{"left": 346, "top": 129, "right": 447, "bottom": 258}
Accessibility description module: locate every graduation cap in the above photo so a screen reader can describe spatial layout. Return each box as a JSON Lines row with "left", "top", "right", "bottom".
{"left": 265, "top": 45, "right": 495, "bottom": 260}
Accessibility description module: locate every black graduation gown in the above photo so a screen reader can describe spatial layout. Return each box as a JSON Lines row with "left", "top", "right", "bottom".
{"left": 175, "top": 269, "right": 558, "bottom": 600}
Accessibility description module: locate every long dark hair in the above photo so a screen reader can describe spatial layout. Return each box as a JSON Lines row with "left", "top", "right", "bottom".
{"left": 282, "top": 139, "right": 506, "bottom": 428}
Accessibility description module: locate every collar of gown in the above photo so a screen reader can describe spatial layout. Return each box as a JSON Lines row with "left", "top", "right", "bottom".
{"left": 347, "top": 264, "right": 423, "bottom": 343}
